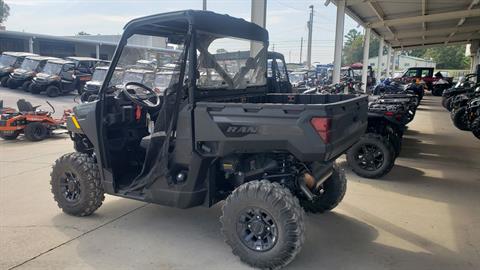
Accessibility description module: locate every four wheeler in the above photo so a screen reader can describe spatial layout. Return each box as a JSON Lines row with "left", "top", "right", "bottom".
{"left": 346, "top": 102, "right": 406, "bottom": 178}
{"left": 0, "top": 51, "right": 37, "bottom": 87}
{"left": 442, "top": 74, "right": 478, "bottom": 111}
{"left": 449, "top": 87, "right": 480, "bottom": 131}
{"left": 29, "top": 59, "right": 92, "bottom": 97}
{"left": 467, "top": 95, "right": 480, "bottom": 139}
{"left": 0, "top": 99, "right": 70, "bottom": 141}
{"left": 50, "top": 10, "right": 368, "bottom": 269}
{"left": 6, "top": 56, "right": 57, "bottom": 91}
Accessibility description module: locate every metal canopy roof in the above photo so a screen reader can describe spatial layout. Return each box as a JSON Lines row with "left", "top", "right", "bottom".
{"left": 333, "top": 0, "right": 480, "bottom": 49}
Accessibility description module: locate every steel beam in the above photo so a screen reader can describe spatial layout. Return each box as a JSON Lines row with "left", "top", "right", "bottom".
{"left": 384, "top": 25, "right": 480, "bottom": 40}
{"left": 333, "top": 0, "right": 345, "bottom": 84}
{"left": 361, "top": 27, "right": 371, "bottom": 92}
{"left": 377, "top": 38, "right": 384, "bottom": 78}
{"left": 369, "top": 9, "right": 480, "bottom": 28}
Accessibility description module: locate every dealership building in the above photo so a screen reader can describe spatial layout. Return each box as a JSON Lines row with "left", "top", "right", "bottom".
{"left": 0, "top": 29, "right": 173, "bottom": 60}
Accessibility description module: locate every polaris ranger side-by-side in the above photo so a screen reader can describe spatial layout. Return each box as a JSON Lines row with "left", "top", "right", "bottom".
{"left": 6, "top": 56, "right": 57, "bottom": 91}
{"left": 0, "top": 51, "right": 37, "bottom": 87}
{"left": 50, "top": 10, "right": 367, "bottom": 269}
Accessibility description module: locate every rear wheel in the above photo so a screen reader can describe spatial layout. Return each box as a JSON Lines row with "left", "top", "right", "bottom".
{"left": 451, "top": 107, "right": 470, "bottom": 131}
{"left": 46, "top": 85, "right": 60, "bottom": 97}
{"left": 51, "top": 152, "right": 104, "bottom": 216}
{"left": 22, "top": 81, "right": 31, "bottom": 92}
{"left": 0, "top": 131, "right": 20, "bottom": 140}
{"left": 29, "top": 83, "right": 41, "bottom": 94}
{"left": 346, "top": 133, "right": 395, "bottom": 179}
{"left": 0, "top": 76, "right": 8, "bottom": 87}
{"left": 24, "top": 122, "right": 49, "bottom": 141}
{"left": 7, "top": 78, "right": 17, "bottom": 89}
{"left": 471, "top": 117, "right": 480, "bottom": 140}
{"left": 300, "top": 164, "right": 346, "bottom": 213}
{"left": 221, "top": 180, "right": 305, "bottom": 269}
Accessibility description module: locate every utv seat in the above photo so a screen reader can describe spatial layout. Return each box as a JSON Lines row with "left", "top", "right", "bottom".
{"left": 140, "top": 131, "right": 167, "bottom": 149}
{"left": 17, "top": 99, "right": 41, "bottom": 112}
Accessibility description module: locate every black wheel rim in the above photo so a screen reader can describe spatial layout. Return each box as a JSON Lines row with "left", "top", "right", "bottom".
{"left": 34, "top": 125, "right": 45, "bottom": 138}
{"left": 236, "top": 207, "right": 278, "bottom": 252}
{"left": 355, "top": 144, "right": 384, "bottom": 171}
{"left": 60, "top": 171, "right": 81, "bottom": 203}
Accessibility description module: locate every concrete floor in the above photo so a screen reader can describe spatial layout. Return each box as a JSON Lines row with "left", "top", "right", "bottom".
{"left": 1, "top": 89, "right": 479, "bottom": 270}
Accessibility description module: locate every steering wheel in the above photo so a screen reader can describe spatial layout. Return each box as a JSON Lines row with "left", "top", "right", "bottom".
{"left": 122, "top": 82, "right": 161, "bottom": 108}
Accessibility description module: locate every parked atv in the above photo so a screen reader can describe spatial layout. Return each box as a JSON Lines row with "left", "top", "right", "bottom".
{"left": 0, "top": 51, "right": 37, "bottom": 87}
{"left": 442, "top": 74, "right": 478, "bottom": 111}
{"left": 346, "top": 102, "right": 406, "bottom": 178}
{"left": 29, "top": 59, "right": 92, "bottom": 97}
{"left": 50, "top": 10, "right": 368, "bottom": 270}
{"left": 0, "top": 99, "right": 70, "bottom": 141}
{"left": 6, "top": 56, "right": 57, "bottom": 91}
{"left": 467, "top": 95, "right": 480, "bottom": 139}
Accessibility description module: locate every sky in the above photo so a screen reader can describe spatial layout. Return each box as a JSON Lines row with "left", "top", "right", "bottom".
{"left": 4, "top": 0, "right": 359, "bottom": 64}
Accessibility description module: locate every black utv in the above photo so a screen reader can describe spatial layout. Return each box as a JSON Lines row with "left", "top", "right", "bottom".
{"left": 6, "top": 56, "right": 56, "bottom": 91}
{"left": 0, "top": 51, "right": 37, "bottom": 87}
{"left": 29, "top": 59, "right": 92, "bottom": 97}
{"left": 50, "top": 10, "right": 367, "bottom": 269}
{"left": 81, "top": 66, "right": 124, "bottom": 102}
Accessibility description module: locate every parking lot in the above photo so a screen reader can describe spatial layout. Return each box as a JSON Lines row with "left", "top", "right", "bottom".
{"left": 1, "top": 87, "right": 479, "bottom": 270}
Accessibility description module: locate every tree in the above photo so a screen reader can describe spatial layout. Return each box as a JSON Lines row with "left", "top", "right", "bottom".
{"left": 423, "top": 45, "right": 470, "bottom": 69}
{"left": 342, "top": 29, "right": 380, "bottom": 65}
{"left": 344, "top": 29, "right": 361, "bottom": 47}
{"left": 76, "top": 31, "right": 91, "bottom": 36}
{"left": 0, "top": 0, "right": 10, "bottom": 24}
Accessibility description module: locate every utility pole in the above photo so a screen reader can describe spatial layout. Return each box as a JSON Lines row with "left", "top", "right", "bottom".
{"left": 307, "top": 5, "right": 314, "bottom": 68}
{"left": 203, "top": 0, "right": 207, "bottom": 10}
{"left": 299, "top": 37, "right": 303, "bottom": 64}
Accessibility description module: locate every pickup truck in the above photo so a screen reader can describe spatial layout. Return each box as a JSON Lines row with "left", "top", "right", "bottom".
{"left": 393, "top": 67, "right": 453, "bottom": 96}
{"left": 50, "top": 10, "right": 367, "bottom": 270}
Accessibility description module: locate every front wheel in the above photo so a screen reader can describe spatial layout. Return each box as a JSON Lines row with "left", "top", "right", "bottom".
{"left": 451, "top": 107, "right": 470, "bottom": 131}
{"left": 346, "top": 133, "right": 395, "bottom": 179}
{"left": 51, "top": 152, "right": 105, "bottom": 216}
{"left": 46, "top": 85, "right": 60, "bottom": 97}
{"left": 471, "top": 117, "right": 480, "bottom": 140}
{"left": 0, "top": 76, "right": 8, "bottom": 87}
{"left": 221, "top": 180, "right": 305, "bottom": 269}
{"left": 7, "top": 78, "right": 18, "bottom": 89}
{"left": 24, "top": 122, "right": 49, "bottom": 141}
{"left": 300, "top": 164, "right": 346, "bottom": 213}
{"left": 22, "top": 81, "right": 31, "bottom": 92}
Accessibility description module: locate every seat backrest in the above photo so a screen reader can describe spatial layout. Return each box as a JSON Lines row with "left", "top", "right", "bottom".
{"left": 17, "top": 99, "right": 34, "bottom": 112}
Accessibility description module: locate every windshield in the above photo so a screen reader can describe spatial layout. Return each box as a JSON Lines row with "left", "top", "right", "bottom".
{"left": 290, "top": 74, "right": 304, "bottom": 83}
{"left": 0, "top": 55, "right": 18, "bottom": 68}
{"left": 92, "top": 69, "right": 108, "bottom": 82}
{"left": 104, "top": 34, "right": 183, "bottom": 94}
{"left": 20, "top": 59, "right": 40, "bottom": 72}
{"left": 42, "top": 63, "right": 63, "bottom": 75}
{"left": 154, "top": 71, "right": 178, "bottom": 94}
{"left": 196, "top": 34, "right": 267, "bottom": 90}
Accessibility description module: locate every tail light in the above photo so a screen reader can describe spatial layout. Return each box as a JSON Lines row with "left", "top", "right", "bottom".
{"left": 384, "top": 111, "right": 394, "bottom": 116}
{"left": 310, "top": 117, "right": 331, "bottom": 143}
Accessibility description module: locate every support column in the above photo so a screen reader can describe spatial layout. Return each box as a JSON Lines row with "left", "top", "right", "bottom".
{"left": 385, "top": 45, "right": 392, "bottom": 77}
{"left": 202, "top": 0, "right": 207, "bottom": 10}
{"left": 251, "top": 0, "right": 267, "bottom": 28}
{"left": 332, "top": 0, "right": 345, "bottom": 84}
{"left": 470, "top": 40, "right": 480, "bottom": 73}
{"left": 361, "top": 28, "right": 371, "bottom": 92}
{"left": 96, "top": 44, "right": 100, "bottom": 59}
{"left": 377, "top": 38, "right": 384, "bottom": 79}
{"left": 28, "top": 38, "right": 34, "bottom": 53}
{"left": 392, "top": 50, "right": 399, "bottom": 71}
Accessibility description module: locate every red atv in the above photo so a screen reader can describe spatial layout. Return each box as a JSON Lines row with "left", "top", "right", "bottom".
{"left": 0, "top": 99, "right": 71, "bottom": 141}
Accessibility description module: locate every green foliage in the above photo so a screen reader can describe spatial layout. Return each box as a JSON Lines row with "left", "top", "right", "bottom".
{"left": 423, "top": 45, "right": 470, "bottom": 69}
{"left": 0, "top": 0, "right": 10, "bottom": 24}
{"left": 342, "top": 28, "right": 471, "bottom": 69}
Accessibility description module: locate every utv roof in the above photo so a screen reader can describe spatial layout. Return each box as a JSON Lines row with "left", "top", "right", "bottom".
{"left": 25, "top": 56, "right": 58, "bottom": 61}
{"left": 124, "top": 10, "right": 268, "bottom": 42}
{"left": 47, "top": 59, "right": 74, "bottom": 65}
{"left": 65, "top": 56, "right": 101, "bottom": 61}
{"left": 3, "top": 51, "right": 37, "bottom": 57}
{"left": 267, "top": 51, "right": 286, "bottom": 61}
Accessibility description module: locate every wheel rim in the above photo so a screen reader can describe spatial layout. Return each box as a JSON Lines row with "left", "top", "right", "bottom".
{"left": 34, "top": 125, "right": 45, "bottom": 138}
{"left": 60, "top": 171, "right": 81, "bottom": 203}
{"left": 355, "top": 144, "right": 384, "bottom": 171}
{"left": 236, "top": 207, "right": 278, "bottom": 252}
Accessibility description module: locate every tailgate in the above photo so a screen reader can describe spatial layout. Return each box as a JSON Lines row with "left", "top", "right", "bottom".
{"left": 194, "top": 95, "right": 367, "bottom": 162}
